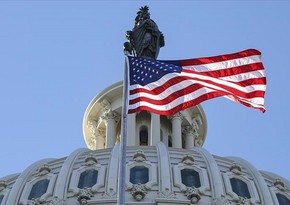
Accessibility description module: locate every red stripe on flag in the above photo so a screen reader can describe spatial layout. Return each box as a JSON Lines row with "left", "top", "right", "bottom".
{"left": 128, "top": 49, "right": 266, "bottom": 115}
{"left": 130, "top": 74, "right": 266, "bottom": 98}
{"left": 179, "top": 49, "right": 261, "bottom": 66}
{"left": 182, "top": 62, "right": 264, "bottom": 79}
{"left": 128, "top": 90, "right": 229, "bottom": 115}
{"left": 129, "top": 82, "right": 265, "bottom": 106}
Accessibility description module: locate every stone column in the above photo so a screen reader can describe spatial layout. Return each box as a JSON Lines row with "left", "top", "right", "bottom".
{"left": 102, "top": 110, "right": 120, "bottom": 148}
{"left": 182, "top": 126, "right": 195, "bottom": 150}
{"left": 150, "top": 113, "right": 160, "bottom": 146}
{"left": 168, "top": 112, "right": 183, "bottom": 148}
{"left": 95, "top": 128, "right": 105, "bottom": 149}
{"left": 88, "top": 121, "right": 106, "bottom": 149}
{"left": 192, "top": 117, "right": 201, "bottom": 147}
{"left": 127, "top": 113, "right": 136, "bottom": 146}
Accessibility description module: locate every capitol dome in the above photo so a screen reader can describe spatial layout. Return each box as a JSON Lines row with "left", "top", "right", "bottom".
{"left": 0, "top": 81, "right": 290, "bottom": 205}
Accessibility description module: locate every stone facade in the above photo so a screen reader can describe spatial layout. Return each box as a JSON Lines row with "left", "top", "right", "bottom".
{"left": 1, "top": 82, "right": 289, "bottom": 205}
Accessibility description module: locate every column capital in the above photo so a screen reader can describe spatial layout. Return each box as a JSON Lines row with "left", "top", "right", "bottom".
{"left": 96, "top": 127, "right": 105, "bottom": 136}
{"left": 100, "top": 98, "right": 111, "bottom": 112}
{"left": 88, "top": 120, "right": 106, "bottom": 137}
{"left": 101, "top": 110, "right": 120, "bottom": 123}
{"left": 182, "top": 125, "right": 195, "bottom": 135}
{"left": 168, "top": 112, "right": 184, "bottom": 121}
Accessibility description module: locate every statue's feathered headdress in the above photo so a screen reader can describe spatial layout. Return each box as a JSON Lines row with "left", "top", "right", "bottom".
{"left": 137, "top": 5, "right": 150, "bottom": 17}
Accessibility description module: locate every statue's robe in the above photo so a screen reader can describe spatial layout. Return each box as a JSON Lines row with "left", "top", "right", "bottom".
{"left": 132, "top": 19, "right": 162, "bottom": 59}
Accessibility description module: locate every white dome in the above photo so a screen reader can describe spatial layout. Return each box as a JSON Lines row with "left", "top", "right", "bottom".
{"left": 1, "top": 82, "right": 290, "bottom": 205}
{"left": 1, "top": 145, "right": 290, "bottom": 205}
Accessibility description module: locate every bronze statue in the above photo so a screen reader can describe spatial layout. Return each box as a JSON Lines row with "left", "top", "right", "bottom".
{"left": 124, "top": 6, "right": 165, "bottom": 59}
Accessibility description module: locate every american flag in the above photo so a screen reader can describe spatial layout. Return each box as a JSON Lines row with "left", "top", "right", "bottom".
{"left": 127, "top": 49, "right": 266, "bottom": 116}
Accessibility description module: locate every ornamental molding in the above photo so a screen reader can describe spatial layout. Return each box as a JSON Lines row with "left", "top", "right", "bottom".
{"left": 100, "top": 98, "right": 111, "bottom": 112}
{"left": 192, "top": 115, "right": 202, "bottom": 127}
{"left": 87, "top": 120, "right": 104, "bottom": 135}
{"left": 192, "top": 120, "right": 199, "bottom": 134}
{"left": 84, "top": 154, "right": 98, "bottom": 166}
{"left": 222, "top": 170, "right": 260, "bottom": 204}
{"left": 48, "top": 197, "right": 65, "bottom": 205}
{"left": 26, "top": 199, "right": 42, "bottom": 205}
{"left": 87, "top": 120, "right": 97, "bottom": 136}
{"left": 184, "top": 186, "right": 201, "bottom": 204}
{"left": 37, "top": 164, "right": 51, "bottom": 176}
{"left": 20, "top": 170, "right": 57, "bottom": 205}
{"left": 229, "top": 163, "right": 242, "bottom": 175}
{"left": 132, "top": 149, "right": 147, "bottom": 162}
{"left": 0, "top": 180, "right": 7, "bottom": 191}
{"left": 96, "top": 127, "right": 105, "bottom": 136}
{"left": 194, "top": 137, "right": 203, "bottom": 147}
{"left": 68, "top": 156, "right": 106, "bottom": 196}
{"left": 273, "top": 178, "right": 286, "bottom": 191}
{"left": 130, "top": 183, "right": 148, "bottom": 201}
{"left": 101, "top": 110, "right": 120, "bottom": 123}
{"left": 76, "top": 188, "right": 94, "bottom": 205}
{"left": 231, "top": 197, "right": 252, "bottom": 205}
{"left": 212, "top": 196, "right": 252, "bottom": 205}
{"left": 168, "top": 112, "right": 184, "bottom": 121}
{"left": 172, "top": 161, "right": 210, "bottom": 194}
{"left": 126, "top": 151, "right": 158, "bottom": 191}
{"left": 157, "top": 188, "right": 177, "bottom": 199}
{"left": 100, "top": 188, "right": 117, "bottom": 199}
{"left": 26, "top": 197, "right": 65, "bottom": 205}
{"left": 212, "top": 197, "right": 234, "bottom": 205}
{"left": 181, "top": 153, "right": 195, "bottom": 165}
{"left": 192, "top": 115, "right": 203, "bottom": 147}
{"left": 182, "top": 125, "right": 195, "bottom": 135}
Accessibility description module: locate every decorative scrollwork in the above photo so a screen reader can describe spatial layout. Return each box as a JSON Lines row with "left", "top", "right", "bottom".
{"left": 130, "top": 183, "right": 148, "bottom": 201}
{"left": 0, "top": 180, "right": 7, "bottom": 191}
{"left": 38, "top": 164, "right": 51, "bottom": 176}
{"left": 132, "top": 150, "right": 147, "bottom": 162}
{"left": 229, "top": 163, "right": 242, "bottom": 175}
{"left": 101, "top": 188, "right": 117, "bottom": 199}
{"left": 274, "top": 178, "right": 285, "bottom": 191}
{"left": 181, "top": 154, "right": 195, "bottom": 165}
{"left": 184, "top": 187, "right": 201, "bottom": 204}
{"left": 76, "top": 188, "right": 94, "bottom": 205}
{"left": 84, "top": 154, "right": 98, "bottom": 166}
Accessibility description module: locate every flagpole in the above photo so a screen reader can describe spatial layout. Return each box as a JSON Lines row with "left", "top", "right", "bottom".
{"left": 117, "top": 52, "right": 130, "bottom": 205}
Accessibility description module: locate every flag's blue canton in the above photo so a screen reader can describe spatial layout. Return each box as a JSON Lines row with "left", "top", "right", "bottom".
{"left": 128, "top": 56, "right": 182, "bottom": 86}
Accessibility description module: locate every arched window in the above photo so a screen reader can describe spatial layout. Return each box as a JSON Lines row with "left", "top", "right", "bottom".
{"left": 139, "top": 126, "right": 148, "bottom": 146}
{"left": 130, "top": 166, "right": 149, "bottom": 184}
{"left": 181, "top": 169, "right": 201, "bottom": 187}
{"left": 78, "top": 169, "right": 98, "bottom": 189}
{"left": 230, "top": 178, "right": 251, "bottom": 198}
{"left": 28, "top": 179, "right": 49, "bottom": 200}
{"left": 0, "top": 195, "right": 4, "bottom": 204}
{"left": 277, "top": 193, "right": 290, "bottom": 205}
{"left": 168, "top": 135, "right": 172, "bottom": 147}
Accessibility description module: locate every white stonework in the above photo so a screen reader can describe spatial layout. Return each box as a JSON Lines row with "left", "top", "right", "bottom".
{"left": 0, "top": 82, "right": 289, "bottom": 205}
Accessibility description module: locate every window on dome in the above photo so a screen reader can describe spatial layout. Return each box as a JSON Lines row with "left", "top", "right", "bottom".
{"left": 181, "top": 169, "right": 201, "bottom": 187}
{"left": 0, "top": 195, "right": 4, "bottom": 204}
{"left": 230, "top": 178, "right": 251, "bottom": 198}
{"left": 168, "top": 136, "right": 172, "bottom": 147}
{"left": 78, "top": 169, "right": 98, "bottom": 189}
{"left": 277, "top": 193, "right": 290, "bottom": 205}
{"left": 28, "top": 179, "right": 49, "bottom": 200}
{"left": 130, "top": 166, "right": 149, "bottom": 184}
{"left": 139, "top": 126, "right": 148, "bottom": 146}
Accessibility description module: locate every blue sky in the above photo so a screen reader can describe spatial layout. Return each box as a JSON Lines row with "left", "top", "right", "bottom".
{"left": 0, "top": 1, "right": 290, "bottom": 181}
